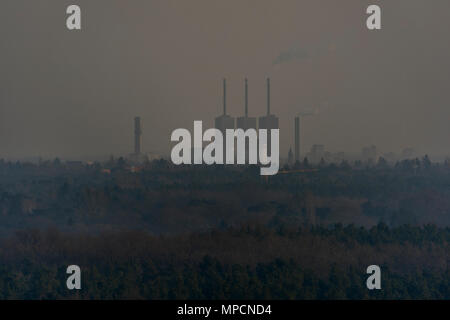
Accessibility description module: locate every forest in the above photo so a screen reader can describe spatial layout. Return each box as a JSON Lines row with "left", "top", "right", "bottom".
{"left": 0, "top": 224, "right": 448, "bottom": 299}
{"left": 0, "top": 157, "right": 449, "bottom": 299}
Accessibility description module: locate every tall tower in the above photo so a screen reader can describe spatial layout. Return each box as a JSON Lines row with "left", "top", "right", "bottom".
{"left": 215, "top": 78, "right": 235, "bottom": 162}
{"left": 295, "top": 116, "right": 300, "bottom": 162}
{"left": 236, "top": 78, "right": 257, "bottom": 163}
{"left": 258, "top": 78, "right": 279, "bottom": 157}
{"left": 134, "top": 116, "right": 141, "bottom": 155}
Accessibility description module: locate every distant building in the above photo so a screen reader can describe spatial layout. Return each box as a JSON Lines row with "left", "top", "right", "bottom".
{"left": 215, "top": 78, "right": 235, "bottom": 163}
{"left": 331, "top": 152, "right": 345, "bottom": 164}
{"left": 362, "top": 145, "right": 377, "bottom": 162}
{"left": 236, "top": 78, "right": 257, "bottom": 163}
{"left": 258, "top": 78, "right": 279, "bottom": 159}
{"left": 129, "top": 116, "right": 148, "bottom": 164}
{"left": 308, "top": 144, "right": 325, "bottom": 163}
{"left": 383, "top": 152, "right": 397, "bottom": 163}
{"left": 401, "top": 148, "right": 415, "bottom": 159}
{"left": 146, "top": 152, "right": 163, "bottom": 161}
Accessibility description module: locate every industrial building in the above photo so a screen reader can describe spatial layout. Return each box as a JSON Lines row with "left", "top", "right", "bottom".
{"left": 236, "top": 78, "right": 257, "bottom": 163}
{"left": 236, "top": 78, "right": 257, "bottom": 131}
{"left": 213, "top": 77, "right": 279, "bottom": 165}
{"left": 129, "top": 116, "right": 148, "bottom": 164}
{"left": 258, "top": 78, "right": 279, "bottom": 157}
{"left": 214, "top": 78, "right": 235, "bottom": 163}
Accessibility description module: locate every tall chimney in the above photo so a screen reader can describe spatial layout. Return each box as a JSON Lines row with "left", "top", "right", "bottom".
{"left": 267, "top": 77, "right": 271, "bottom": 115}
{"left": 295, "top": 116, "right": 300, "bottom": 162}
{"left": 245, "top": 78, "right": 248, "bottom": 117}
{"left": 223, "top": 78, "right": 227, "bottom": 115}
{"left": 134, "top": 117, "right": 141, "bottom": 155}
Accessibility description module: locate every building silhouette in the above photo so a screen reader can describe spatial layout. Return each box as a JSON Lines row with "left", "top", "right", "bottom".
{"left": 214, "top": 78, "right": 235, "bottom": 163}
{"left": 294, "top": 116, "right": 300, "bottom": 163}
{"left": 309, "top": 144, "right": 325, "bottom": 163}
{"left": 258, "top": 78, "right": 279, "bottom": 158}
{"left": 134, "top": 117, "right": 142, "bottom": 155}
{"left": 236, "top": 78, "right": 257, "bottom": 163}
{"left": 129, "top": 116, "right": 148, "bottom": 164}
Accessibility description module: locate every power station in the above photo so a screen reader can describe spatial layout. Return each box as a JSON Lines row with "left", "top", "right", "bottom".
{"left": 236, "top": 78, "right": 257, "bottom": 131}
{"left": 214, "top": 77, "right": 279, "bottom": 163}
{"left": 129, "top": 116, "right": 148, "bottom": 164}
{"left": 214, "top": 79, "right": 235, "bottom": 162}
{"left": 214, "top": 78, "right": 235, "bottom": 133}
{"left": 258, "top": 78, "right": 279, "bottom": 157}
{"left": 236, "top": 78, "right": 257, "bottom": 162}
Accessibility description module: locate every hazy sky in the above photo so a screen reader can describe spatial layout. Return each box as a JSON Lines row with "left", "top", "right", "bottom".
{"left": 1, "top": 0, "right": 449, "bottom": 159}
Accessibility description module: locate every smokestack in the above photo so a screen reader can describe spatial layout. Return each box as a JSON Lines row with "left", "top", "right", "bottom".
{"left": 295, "top": 116, "right": 300, "bottom": 162}
{"left": 267, "top": 77, "right": 271, "bottom": 115}
{"left": 245, "top": 78, "right": 248, "bottom": 117}
{"left": 134, "top": 117, "right": 141, "bottom": 154}
{"left": 223, "top": 78, "right": 227, "bottom": 115}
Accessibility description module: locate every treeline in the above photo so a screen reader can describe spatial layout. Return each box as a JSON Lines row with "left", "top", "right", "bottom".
{"left": 0, "top": 159, "right": 450, "bottom": 235}
{"left": 1, "top": 256, "right": 448, "bottom": 299}
{"left": 0, "top": 224, "right": 448, "bottom": 299}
